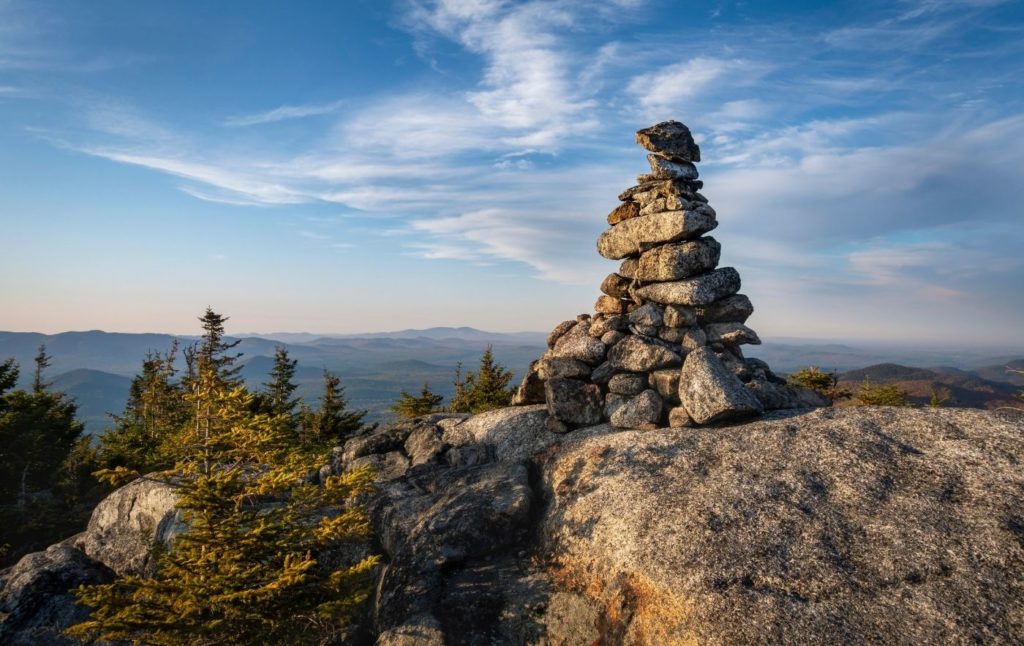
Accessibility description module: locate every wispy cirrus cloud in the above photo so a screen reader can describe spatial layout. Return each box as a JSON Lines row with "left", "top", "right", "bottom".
{"left": 223, "top": 99, "right": 348, "bottom": 127}
{"left": 16, "top": 0, "right": 1024, "bottom": 341}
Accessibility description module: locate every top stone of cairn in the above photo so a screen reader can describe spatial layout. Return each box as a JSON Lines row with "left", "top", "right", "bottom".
{"left": 635, "top": 120, "right": 701, "bottom": 163}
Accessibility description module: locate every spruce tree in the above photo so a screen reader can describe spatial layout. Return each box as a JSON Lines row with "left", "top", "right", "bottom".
{"left": 257, "top": 346, "right": 300, "bottom": 427}
{"left": 99, "top": 342, "right": 186, "bottom": 475}
{"left": 856, "top": 377, "right": 911, "bottom": 406}
{"left": 301, "top": 371, "right": 369, "bottom": 446}
{"left": 189, "top": 307, "right": 243, "bottom": 390}
{"left": 0, "top": 355, "right": 87, "bottom": 561}
{"left": 32, "top": 344, "right": 52, "bottom": 393}
{"left": 787, "top": 366, "right": 850, "bottom": 401}
{"left": 447, "top": 346, "right": 515, "bottom": 414}
{"left": 391, "top": 382, "right": 444, "bottom": 420}
{"left": 68, "top": 359, "right": 379, "bottom": 645}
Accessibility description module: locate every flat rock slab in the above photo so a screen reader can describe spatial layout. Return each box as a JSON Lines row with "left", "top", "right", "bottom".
{"left": 540, "top": 407, "right": 1024, "bottom": 644}
{"left": 607, "top": 335, "right": 682, "bottom": 372}
{"left": 705, "top": 322, "right": 761, "bottom": 346}
{"left": 606, "top": 389, "right": 663, "bottom": 429}
{"left": 679, "top": 346, "right": 763, "bottom": 423}
{"left": 646, "top": 154, "right": 699, "bottom": 180}
{"left": 696, "top": 294, "right": 754, "bottom": 324}
{"left": 635, "top": 120, "right": 701, "bottom": 162}
{"left": 597, "top": 211, "right": 717, "bottom": 260}
{"left": 551, "top": 323, "right": 607, "bottom": 366}
{"left": 621, "top": 237, "right": 721, "bottom": 282}
{"left": 635, "top": 267, "right": 741, "bottom": 306}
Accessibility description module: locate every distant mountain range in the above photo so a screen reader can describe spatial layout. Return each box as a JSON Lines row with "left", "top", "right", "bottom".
{"left": 1, "top": 329, "right": 1020, "bottom": 434}
{"left": 835, "top": 362, "right": 1022, "bottom": 409}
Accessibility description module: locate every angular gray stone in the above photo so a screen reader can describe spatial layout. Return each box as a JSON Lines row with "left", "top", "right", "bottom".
{"left": 667, "top": 406, "right": 694, "bottom": 427}
{"left": 601, "top": 330, "right": 626, "bottom": 346}
{"left": 634, "top": 267, "right": 741, "bottom": 306}
{"left": 618, "top": 178, "right": 700, "bottom": 203}
{"left": 663, "top": 304, "right": 698, "bottom": 327}
{"left": 73, "top": 478, "right": 184, "bottom": 577}
{"left": 552, "top": 323, "right": 607, "bottom": 366}
{"left": 638, "top": 193, "right": 700, "bottom": 215}
{"left": 606, "top": 389, "right": 663, "bottom": 429}
{"left": 682, "top": 327, "right": 707, "bottom": 350}
{"left": 538, "top": 357, "right": 592, "bottom": 380}
{"left": 696, "top": 294, "right": 754, "bottom": 324}
{"left": 594, "top": 295, "right": 627, "bottom": 315}
{"left": 600, "top": 273, "right": 630, "bottom": 298}
{"left": 679, "top": 347, "right": 764, "bottom": 424}
{"left": 606, "top": 201, "right": 640, "bottom": 225}
{"left": 442, "top": 405, "right": 572, "bottom": 463}
{"left": 547, "top": 319, "right": 576, "bottom": 349}
{"left": 608, "top": 373, "right": 648, "bottom": 396}
{"left": 629, "top": 323, "right": 660, "bottom": 337}
{"left": 659, "top": 326, "right": 685, "bottom": 343}
{"left": 646, "top": 154, "right": 699, "bottom": 180}
{"left": 630, "top": 237, "right": 721, "bottom": 281}
{"left": 348, "top": 451, "right": 410, "bottom": 482}
{"left": 635, "top": 120, "right": 701, "bottom": 162}
{"left": 512, "top": 360, "right": 545, "bottom": 405}
{"left": 545, "top": 378, "right": 604, "bottom": 427}
{"left": 596, "top": 211, "right": 718, "bottom": 260}
{"left": 590, "top": 361, "right": 615, "bottom": 384}
{"left": 717, "top": 347, "right": 752, "bottom": 381}
{"left": 589, "top": 315, "right": 625, "bottom": 337}
{"left": 746, "top": 378, "right": 831, "bottom": 410}
{"left": 404, "top": 425, "right": 447, "bottom": 467}
{"left": 705, "top": 322, "right": 761, "bottom": 346}
{"left": 649, "top": 368, "right": 681, "bottom": 405}
{"left": 627, "top": 302, "right": 664, "bottom": 327}
{"left": 0, "top": 544, "right": 115, "bottom": 646}
{"left": 607, "top": 335, "right": 682, "bottom": 372}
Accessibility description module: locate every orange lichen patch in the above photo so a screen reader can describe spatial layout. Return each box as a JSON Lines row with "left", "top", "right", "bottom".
{"left": 548, "top": 555, "right": 696, "bottom": 645}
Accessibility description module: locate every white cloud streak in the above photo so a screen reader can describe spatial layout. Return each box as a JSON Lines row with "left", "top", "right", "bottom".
{"left": 223, "top": 99, "right": 347, "bottom": 127}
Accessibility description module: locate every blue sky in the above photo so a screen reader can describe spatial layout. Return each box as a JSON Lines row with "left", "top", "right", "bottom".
{"left": 1, "top": 0, "right": 1022, "bottom": 343}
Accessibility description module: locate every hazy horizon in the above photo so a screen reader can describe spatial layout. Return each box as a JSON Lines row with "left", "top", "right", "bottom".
{"left": 2, "top": 1, "right": 1023, "bottom": 344}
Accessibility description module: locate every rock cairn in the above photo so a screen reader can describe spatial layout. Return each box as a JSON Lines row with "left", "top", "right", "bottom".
{"left": 514, "top": 120, "right": 826, "bottom": 431}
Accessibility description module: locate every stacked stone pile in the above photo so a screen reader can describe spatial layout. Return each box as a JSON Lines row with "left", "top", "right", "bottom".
{"left": 514, "top": 120, "right": 827, "bottom": 430}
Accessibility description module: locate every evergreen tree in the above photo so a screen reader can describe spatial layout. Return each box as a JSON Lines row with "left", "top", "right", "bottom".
{"left": 32, "top": 344, "right": 52, "bottom": 393}
{"left": 300, "top": 371, "right": 370, "bottom": 447}
{"left": 391, "top": 382, "right": 444, "bottom": 420}
{"left": 787, "top": 366, "right": 851, "bottom": 401}
{"left": 68, "top": 358, "right": 380, "bottom": 645}
{"left": 255, "top": 346, "right": 300, "bottom": 428}
{"left": 447, "top": 346, "right": 514, "bottom": 414}
{"left": 928, "top": 388, "right": 950, "bottom": 407}
{"left": 0, "top": 355, "right": 88, "bottom": 562}
{"left": 188, "top": 307, "right": 243, "bottom": 390}
{"left": 856, "top": 377, "right": 911, "bottom": 406}
{"left": 99, "top": 342, "right": 186, "bottom": 475}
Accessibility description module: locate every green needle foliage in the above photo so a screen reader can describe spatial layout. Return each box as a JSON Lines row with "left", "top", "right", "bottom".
{"left": 69, "top": 309, "right": 380, "bottom": 644}
{"left": 928, "top": 388, "right": 950, "bottom": 407}
{"left": 856, "top": 377, "right": 911, "bottom": 407}
{"left": 256, "top": 346, "right": 301, "bottom": 426}
{"left": 787, "top": 366, "right": 851, "bottom": 401}
{"left": 391, "top": 382, "right": 444, "bottom": 420}
{"left": 0, "top": 350, "right": 93, "bottom": 563}
{"left": 448, "top": 346, "right": 515, "bottom": 414}
{"left": 300, "top": 371, "right": 371, "bottom": 447}
{"left": 99, "top": 341, "right": 187, "bottom": 475}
